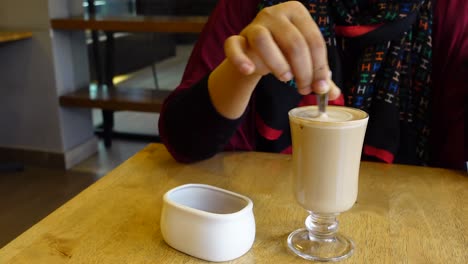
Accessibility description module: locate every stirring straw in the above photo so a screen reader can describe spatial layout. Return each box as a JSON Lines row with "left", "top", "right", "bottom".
{"left": 317, "top": 71, "right": 332, "bottom": 114}
{"left": 317, "top": 93, "right": 328, "bottom": 114}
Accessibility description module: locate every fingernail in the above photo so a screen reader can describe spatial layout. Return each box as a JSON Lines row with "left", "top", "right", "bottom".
{"left": 297, "top": 86, "right": 312, "bottom": 95}
{"left": 280, "top": 72, "right": 293, "bottom": 82}
{"left": 316, "top": 80, "right": 329, "bottom": 94}
{"left": 240, "top": 63, "right": 254, "bottom": 74}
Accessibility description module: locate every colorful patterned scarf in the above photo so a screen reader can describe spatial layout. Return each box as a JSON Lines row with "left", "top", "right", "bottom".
{"left": 257, "top": 0, "right": 432, "bottom": 165}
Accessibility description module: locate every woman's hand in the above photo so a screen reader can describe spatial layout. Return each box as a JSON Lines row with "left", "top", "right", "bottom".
{"left": 224, "top": 1, "right": 340, "bottom": 99}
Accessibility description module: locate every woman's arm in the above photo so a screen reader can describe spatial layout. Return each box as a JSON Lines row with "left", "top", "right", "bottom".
{"left": 158, "top": 0, "right": 259, "bottom": 163}
{"left": 159, "top": 0, "right": 340, "bottom": 163}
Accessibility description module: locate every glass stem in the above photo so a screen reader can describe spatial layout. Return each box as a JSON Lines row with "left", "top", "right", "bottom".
{"left": 305, "top": 211, "right": 339, "bottom": 241}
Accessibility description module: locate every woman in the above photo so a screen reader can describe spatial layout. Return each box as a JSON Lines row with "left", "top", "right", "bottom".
{"left": 159, "top": 0, "right": 467, "bottom": 170}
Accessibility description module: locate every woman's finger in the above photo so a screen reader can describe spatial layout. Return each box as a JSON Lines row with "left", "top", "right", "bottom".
{"left": 288, "top": 2, "right": 331, "bottom": 93}
{"left": 242, "top": 24, "right": 293, "bottom": 82}
{"left": 266, "top": 16, "right": 313, "bottom": 90}
{"left": 328, "top": 79, "right": 341, "bottom": 100}
{"left": 224, "top": 35, "right": 256, "bottom": 75}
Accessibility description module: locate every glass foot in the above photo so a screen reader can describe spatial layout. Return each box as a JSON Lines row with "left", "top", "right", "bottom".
{"left": 287, "top": 228, "right": 354, "bottom": 262}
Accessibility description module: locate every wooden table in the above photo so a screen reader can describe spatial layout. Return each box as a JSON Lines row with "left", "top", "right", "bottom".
{"left": 0, "top": 143, "right": 466, "bottom": 263}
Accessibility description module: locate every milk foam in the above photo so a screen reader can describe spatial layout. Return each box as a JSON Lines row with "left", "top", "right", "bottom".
{"left": 295, "top": 109, "right": 353, "bottom": 122}
{"left": 291, "top": 106, "right": 366, "bottom": 123}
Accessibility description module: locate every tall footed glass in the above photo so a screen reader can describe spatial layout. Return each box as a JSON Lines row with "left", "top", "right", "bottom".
{"left": 288, "top": 106, "right": 368, "bottom": 262}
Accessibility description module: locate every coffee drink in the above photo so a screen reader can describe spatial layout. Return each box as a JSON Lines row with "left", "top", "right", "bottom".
{"left": 289, "top": 106, "right": 368, "bottom": 213}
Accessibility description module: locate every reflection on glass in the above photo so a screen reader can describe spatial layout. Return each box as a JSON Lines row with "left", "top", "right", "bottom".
{"left": 83, "top": 0, "right": 136, "bottom": 16}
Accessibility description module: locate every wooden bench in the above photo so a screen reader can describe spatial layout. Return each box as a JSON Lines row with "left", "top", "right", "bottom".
{"left": 59, "top": 84, "right": 171, "bottom": 113}
{"left": 59, "top": 84, "right": 172, "bottom": 146}
{"left": 51, "top": 15, "right": 207, "bottom": 147}
{"left": 50, "top": 16, "right": 208, "bottom": 33}
{"left": 0, "top": 31, "right": 33, "bottom": 44}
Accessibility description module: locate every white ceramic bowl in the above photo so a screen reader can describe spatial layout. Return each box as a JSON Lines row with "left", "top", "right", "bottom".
{"left": 160, "top": 184, "right": 255, "bottom": 262}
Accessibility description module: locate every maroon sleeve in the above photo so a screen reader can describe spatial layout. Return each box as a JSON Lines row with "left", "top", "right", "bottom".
{"left": 430, "top": 0, "right": 468, "bottom": 170}
{"left": 158, "top": 0, "right": 260, "bottom": 163}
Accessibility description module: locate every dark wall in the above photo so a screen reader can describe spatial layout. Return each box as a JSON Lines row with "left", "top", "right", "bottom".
{"left": 88, "top": 33, "right": 176, "bottom": 81}
{"left": 135, "top": 0, "right": 219, "bottom": 44}
{"left": 135, "top": 0, "right": 219, "bottom": 16}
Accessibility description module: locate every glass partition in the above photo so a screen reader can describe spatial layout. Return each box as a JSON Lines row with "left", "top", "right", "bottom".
{"left": 82, "top": 0, "right": 218, "bottom": 17}
{"left": 83, "top": 0, "right": 137, "bottom": 16}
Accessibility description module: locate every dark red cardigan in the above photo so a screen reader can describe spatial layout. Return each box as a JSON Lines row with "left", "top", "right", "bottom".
{"left": 159, "top": 0, "right": 467, "bottom": 170}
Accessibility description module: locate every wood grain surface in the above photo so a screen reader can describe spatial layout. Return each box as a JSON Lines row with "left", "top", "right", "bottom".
{"left": 0, "top": 143, "right": 466, "bottom": 263}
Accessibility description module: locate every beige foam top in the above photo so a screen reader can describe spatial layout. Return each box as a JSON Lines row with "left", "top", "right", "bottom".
{"left": 289, "top": 106, "right": 368, "bottom": 127}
